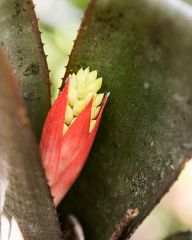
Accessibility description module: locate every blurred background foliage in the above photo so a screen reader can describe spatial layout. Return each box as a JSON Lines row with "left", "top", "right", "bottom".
{"left": 34, "top": 0, "right": 192, "bottom": 239}
{"left": 184, "top": 0, "right": 192, "bottom": 4}
{"left": 71, "top": 0, "right": 90, "bottom": 8}
{"left": 34, "top": 0, "right": 90, "bottom": 103}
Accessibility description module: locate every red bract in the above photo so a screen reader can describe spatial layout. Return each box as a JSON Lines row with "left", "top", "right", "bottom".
{"left": 40, "top": 79, "right": 109, "bottom": 206}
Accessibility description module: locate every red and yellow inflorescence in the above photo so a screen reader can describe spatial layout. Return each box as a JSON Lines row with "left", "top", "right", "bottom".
{"left": 40, "top": 68, "right": 109, "bottom": 206}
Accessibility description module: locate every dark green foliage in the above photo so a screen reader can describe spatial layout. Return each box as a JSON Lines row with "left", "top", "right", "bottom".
{"left": 0, "top": 0, "right": 50, "bottom": 140}
{"left": 59, "top": 0, "right": 192, "bottom": 239}
{"left": 183, "top": 0, "right": 192, "bottom": 4}
{"left": 0, "top": 47, "right": 61, "bottom": 240}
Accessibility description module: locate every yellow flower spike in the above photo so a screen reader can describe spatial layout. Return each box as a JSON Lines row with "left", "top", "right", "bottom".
{"left": 77, "top": 68, "right": 86, "bottom": 86}
{"left": 89, "top": 120, "right": 96, "bottom": 132}
{"left": 68, "top": 85, "right": 78, "bottom": 107}
{"left": 93, "top": 93, "right": 104, "bottom": 106}
{"left": 84, "top": 67, "right": 90, "bottom": 79}
{"left": 77, "top": 67, "right": 90, "bottom": 99}
{"left": 91, "top": 106, "right": 101, "bottom": 120}
{"left": 73, "top": 100, "right": 86, "bottom": 116}
{"left": 88, "top": 78, "right": 102, "bottom": 93}
{"left": 76, "top": 68, "right": 84, "bottom": 78}
{"left": 71, "top": 117, "right": 77, "bottom": 125}
{"left": 69, "top": 74, "right": 77, "bottom": 89}
{"left": 84, "top": 93, "right": 94, "bottom": 105}
{"left": 67, "top": 68, "right": 104, "bottom": 128}
{"left": 88, "top": 70, "right": 97, "bottom": 82}
{"left": 64, "top": 105, "right": 73, "bottom": 125}
{"left": 77, "top": 81, "right": 87, "bottom": 99}
{"left": 63, "top": 124, "right": 69, "bottom": 134}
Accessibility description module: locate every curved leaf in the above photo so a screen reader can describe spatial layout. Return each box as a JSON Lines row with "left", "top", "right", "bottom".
{"left": 59, "top": 0, "right": 192, "bottom": 239}
{"left": 0, "top": 47, "right": 61, "bottom": 239}
{"left": 0, "top": 0, "right": 50, "bottom": 139}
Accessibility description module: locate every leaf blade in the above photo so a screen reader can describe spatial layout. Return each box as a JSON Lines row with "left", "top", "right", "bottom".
{"left": 59, "top": 0, "right": 192, "bottom": 239}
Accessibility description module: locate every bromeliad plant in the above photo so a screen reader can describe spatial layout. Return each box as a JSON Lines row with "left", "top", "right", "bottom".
{"left": 40, "top": 68, "right": 109, "bottom": 206}
{"left": 1, "top": 0, "right": 192, "bottom": 239}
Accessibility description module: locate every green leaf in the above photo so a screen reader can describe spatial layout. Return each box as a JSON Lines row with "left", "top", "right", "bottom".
{"left": 183, "top": 0, "right": 192, "bottom": 5}
{"left": 0, "top": 47, "right": 61, "bottom": 239}
{"left": 0, "top": 0, "right": 50, "bottom": 140}
{"left": 59, "top": 0, "right": 192, "bottom": 239}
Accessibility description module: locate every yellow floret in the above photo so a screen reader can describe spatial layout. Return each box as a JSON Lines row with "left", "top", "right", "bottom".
{"left": 65, "top": 68, "right": 104, "bottom": 133}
